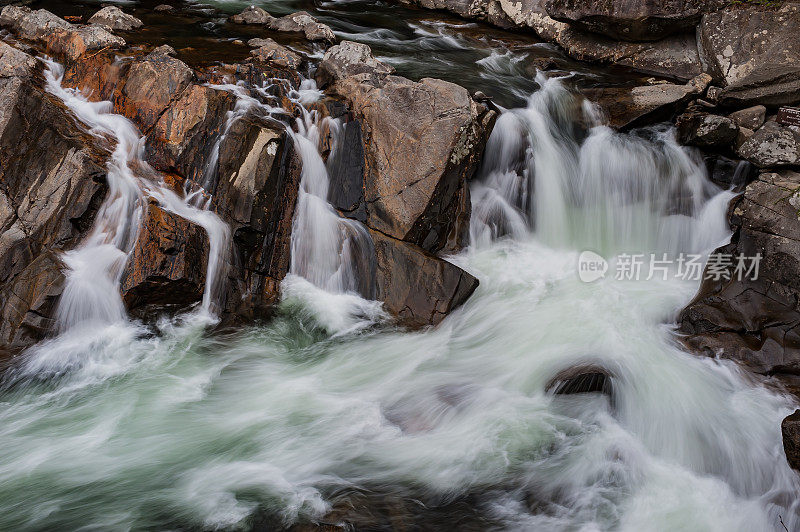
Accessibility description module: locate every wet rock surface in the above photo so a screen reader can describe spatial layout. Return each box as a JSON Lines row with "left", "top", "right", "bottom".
{"left": 120, "top": 202, "right": 208, "bottom": 314}
{"left": 679, "top": 170, "right": 800, "bottom": 377}
{"left": 783, "top": 409, "right": 800, "bottom": 470}
{"left": 737, "top": 121, "right": 800, "bottom": 168}
{"left": 0, "top": 43, "right": 107, "bottom": 351}
{"left": 677, "top": 112, "right": 739, "bottom": 149}
{"left": 230, "top": 6, "right": 335, "bottom": 42}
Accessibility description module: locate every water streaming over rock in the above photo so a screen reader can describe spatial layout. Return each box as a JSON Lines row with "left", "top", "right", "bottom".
{"left": 43, "top": 60, "right": 231, "bottom": 326}
{"left": 0, "top": 63, "right": 797, "bottom": 531}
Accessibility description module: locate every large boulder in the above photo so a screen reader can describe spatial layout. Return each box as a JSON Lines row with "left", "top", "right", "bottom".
{"left": 316, "top": 41, "right": 394, "bottom": 88}
{"left": 544, "top": 0, "right": 727, "bottom": 41}
{"left": 783, "top": 410, "right": 800, "bottom": 470}
{"left": 113, "top": 47, "right": 194, "bottom": 133}
{"left": 737, "top": 121, "right": 800, "bottom": 168}
{"left": 318, "top": 41, "right": 495, "bottom": 253}
{"left": 369, "top": 230, "right": 478, "bottom": 327}
{"left": 0, "top": 42, "right": 108, "bottom": 350}
{"left": 120, "top": 202, "right": 208, "bottom": 314}
{"left": 87, "top": 6, "right": 143, "bottom": 32}
{"left": 248, "top": 38, "right": 302, "bottom": 70}
{"left": 679, "top": 170, "right": 800, "bottom": 377}
{"left": 584, "top": 74, "right": 711, "bottom": 130}
{"left": 211, "top": 115, "right": 301, "bottom": 320}
{"left": 145, "top": 84, "right": 236, "bottom": 183}
{"left": 699, "top": 3, "right": 800, "bottom": 106}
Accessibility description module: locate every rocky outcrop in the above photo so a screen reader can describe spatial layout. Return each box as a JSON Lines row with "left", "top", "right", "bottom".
{"left": 211, "top": 115, "right": 301, "bottom": 320}
{"left": 0, "top": 6, "right": 125, "bottom": 61}
{"left": 676, "top": 112, "right": 739, "bottom": 149}
{"left": 315, "top": 41, "right": 394, "bottom": 88}
{"left": 585, "top": 74, "right": 711, "bottom": 130}
{"left": 369, "top": 230, "right": 478, "bottom": 327}
{"left": 699, "top": 4, "right": 800, "bottom": 107}
{"left": 737, "top": 122, "right": 800, "bottom": 168}
{"left": 230, "top": 6, "right": 335, "bottom": 42}
{"left": 113, "top": 47, "right": 194, "bottom": 133}
{"left": 679, "top": 170, "right": 800, "bottom": 377}
{"left": 145, "top": 84, "right": 236, "bottom": 182}
{"left": 729, "top": 105, "right": 767, "bottom": 131}
{"left": 0, "top": 42, "right": 107, "bottom": 350}
{"left": 783, "top": 410, "right": 800, "bottom": 470}
{"left": 544, "top": 0, "right": 726, "bottom": 41}
{"left": 248, "top": 38, "right": 302, "bottom": 70}
{"left": 120, "top": 202, "right": 208, "bottom": 314}
{"left": 318, "top": 41, "right": 495, "bottom": 254}
{"left": 87, "top": 6, "right": 143, "bottom": 32}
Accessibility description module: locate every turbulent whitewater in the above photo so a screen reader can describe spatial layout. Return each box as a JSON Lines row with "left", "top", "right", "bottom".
{"left": 0, "top": 65, "right": 798, "bottom": 532}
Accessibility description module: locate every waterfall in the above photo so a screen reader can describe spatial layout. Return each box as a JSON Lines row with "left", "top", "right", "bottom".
{"left": 288, "top": 106, "right": 375, "bottom": 297}
{"left": 42, "top": 60, "right": 231, "bottom": 327}
{"left": 470, "top": 73, "right": 733, "bottom": 255}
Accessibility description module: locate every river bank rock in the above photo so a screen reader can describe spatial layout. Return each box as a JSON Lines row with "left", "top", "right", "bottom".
{"left": 120, "top": 202, "right": 208, "bottom": 314}
{"left": 318, "top": 41, "right": 495, "bottom": 254}
{"left": 87, "top": 6, "right": 143, "bottom": 32}
{"left": 544, "top": 0, "right": 726, "bottom": 42}
{"left": 783, "top": 410, "right": 800, "bottom": 470}
{"left": 369, "top": 230, "right": 478, "bottom": 327}
{"left": 0, "top": 43, "right": 107, "bottom": 351}
{"left": 737, "top": 122, "right": 800, "bottom": 168}
{"left": 699, "top": 3, "right": 800, "bottom": 107}
{"left": 211, "top": 115, "right": 301, "bottom": 320}
{"left": 679, "top": 170, "right": 800, "bottom": 377}
{"left": 585, "top": 74, "right": 711, "bottom": 130}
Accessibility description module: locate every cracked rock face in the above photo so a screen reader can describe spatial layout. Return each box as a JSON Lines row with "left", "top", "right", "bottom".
{"left": 679, "top": 170, "right": 800, "bottom": 377}
{"left": 699, "top": 3, "right": 800, "bottom": 106}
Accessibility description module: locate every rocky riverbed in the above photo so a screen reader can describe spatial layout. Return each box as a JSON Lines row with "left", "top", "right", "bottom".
{"left": 1, "top": 0, "right": 800, "bottom": 529}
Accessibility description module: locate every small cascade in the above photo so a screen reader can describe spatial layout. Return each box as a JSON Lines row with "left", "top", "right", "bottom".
{"left": 288, "top": 106, "right": 375, "bottom": 297}
{"left": 43, "top": 60, "right": 232, "bottom": 326}
{"left": 470, "top": 73, "right": 731, "bottom": 255}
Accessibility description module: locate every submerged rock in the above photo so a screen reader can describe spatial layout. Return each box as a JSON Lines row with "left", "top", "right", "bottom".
{"left": 545, "top": 364, "right": 614, "bottom": 396}
{"left": 783, "top": 410, "right": 800, "bottom": 470}
{"left": 0, "top": 43, "right": 107, "bottom": 350}
{"left": 679, "top": 170, "right": 800, "bottom": 377}
{"left": 544, "top": 0, "right": 727, "bottom": 41}
{"left": 87, "top": 6, "right": 143, "bottom": 32}
{"left": 120, "top": 202, "right": 208, "bottom": 314}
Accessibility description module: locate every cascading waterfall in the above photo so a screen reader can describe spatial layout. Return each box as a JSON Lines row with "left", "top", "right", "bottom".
{"left": 42, "top": 60, "right": 231, "bottom": 327}
{"left": 288, "top": 105, "right": 375, "bottom": 297}
{"left": 1, "top": 62, "right": 799, "bottom": 531}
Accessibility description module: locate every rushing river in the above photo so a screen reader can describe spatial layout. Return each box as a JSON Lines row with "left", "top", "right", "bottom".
{"left": 1, "top": 1, "right": 799, "bottom": 530}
